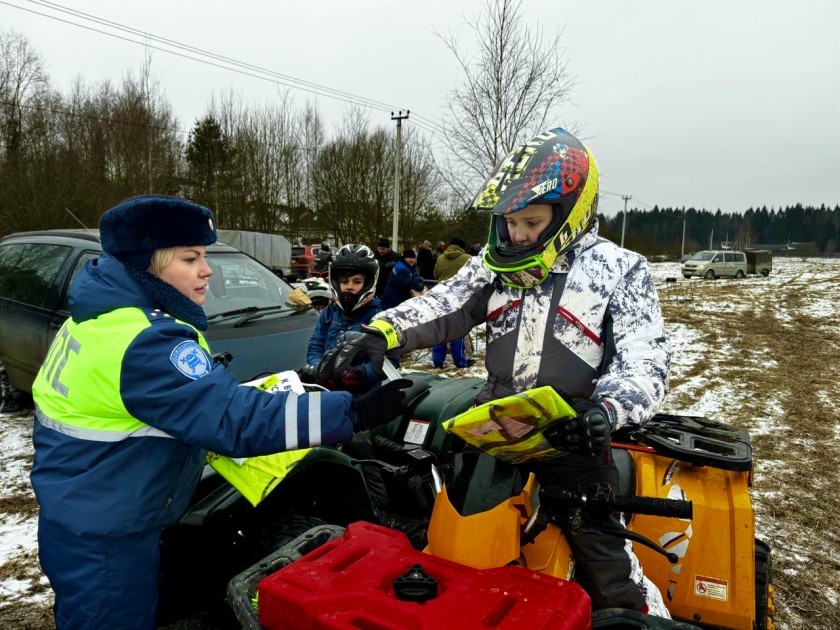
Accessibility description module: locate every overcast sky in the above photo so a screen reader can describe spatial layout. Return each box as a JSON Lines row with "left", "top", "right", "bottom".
{"left": 2, "top": 0, "right": 838, "bottom": 217}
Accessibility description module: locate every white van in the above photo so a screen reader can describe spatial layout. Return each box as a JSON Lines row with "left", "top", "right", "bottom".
{"left": 681, "top": 250, "right": 748, "bottom": 279}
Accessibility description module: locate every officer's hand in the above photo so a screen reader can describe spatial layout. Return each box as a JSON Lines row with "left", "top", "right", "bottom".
{"left": 544, "top": 399, "right": 616, "bottom": 456}
{"left": 350, "top": 379, "right": 413, "bottom": 431}
{"left": 296, "top": 364, "right": 318, "bottom": 384}
{"left": 315, "top": 329, "right": 388, "bottom": 381}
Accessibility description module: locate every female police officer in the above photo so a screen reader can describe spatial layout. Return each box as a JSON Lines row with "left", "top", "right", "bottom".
{"left": 30, "top": 195, "right": 408, "bottom": 630}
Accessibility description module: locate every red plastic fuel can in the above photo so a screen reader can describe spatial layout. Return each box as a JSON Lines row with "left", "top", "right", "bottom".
{"left": 258, "top": 521, "right": 591, "bottom": 630}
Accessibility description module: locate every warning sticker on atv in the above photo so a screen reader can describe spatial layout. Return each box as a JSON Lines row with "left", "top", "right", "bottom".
{"left": 694, "top": 575, "right": 728, "bottom": 601}
{"left": 404, "top": 419, "right": 431, "bottom": 445}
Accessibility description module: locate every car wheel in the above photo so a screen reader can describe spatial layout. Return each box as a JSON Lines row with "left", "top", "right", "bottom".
{"left": 704, "top": 269, "right": 715, "bottom": 280}
{"left": 0, "top": 360, "right": 27, "bottom": 414}
{"left": 735, "top": 270, "right": 745, "bottom": 279}
{"left": 761, "top": 269, "right": 770, "bottom": 277}
{"left": 682, "top": 274, "right": 692, "bottom": 279}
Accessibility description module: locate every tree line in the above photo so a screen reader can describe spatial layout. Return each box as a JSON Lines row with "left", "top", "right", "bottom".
{"left": 3, "top": 27, "right": 837, "bottom": 258}
{"left": 0, "top": 33, "right": 450, "bottom": 249}
{"left": 599, "top": 204, "right": 840, "bottom": 259}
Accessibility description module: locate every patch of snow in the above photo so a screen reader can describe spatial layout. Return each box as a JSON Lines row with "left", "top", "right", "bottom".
{"left": 0, "top": 514, "right": 38, "bottom": 567}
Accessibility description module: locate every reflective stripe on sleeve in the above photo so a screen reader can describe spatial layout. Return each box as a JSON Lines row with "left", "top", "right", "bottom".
{"left": 285, "top": 393, "right": 299, "bottom": 450}
{"left": 35, "top": 406, "right": 175, "bottom": 442}
{"left": 308, "top": 391, "right": 322, "bottom": 445}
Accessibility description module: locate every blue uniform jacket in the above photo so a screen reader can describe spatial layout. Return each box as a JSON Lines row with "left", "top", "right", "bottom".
{"left": 381, "top": 261, "right": 423, "bottom": 309}
{"left": 31, "top": 253, "right": 354, "bottom": 537}
{"left": 306, "top": 298, "right": 383, "bottom": 384}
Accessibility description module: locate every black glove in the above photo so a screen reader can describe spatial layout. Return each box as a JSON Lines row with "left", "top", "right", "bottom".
{"left": 544, "top": 399, "right": 616, "bottom": 456}
{"left": 315, "top": 329, "right": 388, "bottom": 382}
{"left": 296, "top": 364, "right": 318, "bottom": 384}
{"left": 350, "top": 379, "right": 413, "bottom": 430}
{"left": 335, "top": 365, "right": 367, "bottom": 390}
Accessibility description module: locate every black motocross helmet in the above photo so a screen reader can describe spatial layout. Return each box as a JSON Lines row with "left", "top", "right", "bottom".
{"left": 328, "top": 244, "right": 379, "bottom": 314}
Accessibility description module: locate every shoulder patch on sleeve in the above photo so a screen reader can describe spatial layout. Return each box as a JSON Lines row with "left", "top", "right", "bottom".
{"left": 170, "top": 341, "right": 211, "bottom": 380}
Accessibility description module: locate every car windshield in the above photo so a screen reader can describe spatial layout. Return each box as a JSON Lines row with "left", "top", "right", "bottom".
{"left": 204, "top": 252, "right": 296, "bottom": 318}
{"left": 689, "top": 251, "right": 715, "bottom": 261}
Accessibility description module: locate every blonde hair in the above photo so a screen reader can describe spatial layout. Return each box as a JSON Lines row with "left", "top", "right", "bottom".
{"left": 149, "top": 247, "right": 176, "bottom": 277}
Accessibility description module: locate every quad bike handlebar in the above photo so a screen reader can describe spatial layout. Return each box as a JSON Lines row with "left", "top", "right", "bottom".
{"left": 538, "top": 481, "right": 693, "bottom": 564}
{"left": 609, "top": 495, "right": 693, "bottom": 520}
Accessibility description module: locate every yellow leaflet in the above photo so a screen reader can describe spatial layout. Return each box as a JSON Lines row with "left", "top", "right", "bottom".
{"left": 443, "top": 386, "right": 577, "bottom": 464}
{"left": 206, "top": 372, "right": 312, "bottom": 506}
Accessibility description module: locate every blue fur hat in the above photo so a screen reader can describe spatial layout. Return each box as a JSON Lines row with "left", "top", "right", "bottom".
{"left": 100, "top": 195, "right": 217, "bottom": 270}
{"left": 100, "top": 195, "right": 218, "bottom": 330}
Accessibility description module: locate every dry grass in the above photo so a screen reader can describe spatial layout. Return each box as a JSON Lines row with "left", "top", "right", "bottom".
{"left": 660, "top": 271, "right": 840, "bottom": 630}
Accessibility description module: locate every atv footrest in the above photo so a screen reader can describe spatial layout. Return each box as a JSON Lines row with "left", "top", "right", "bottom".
{"left": 631, "top": 414, "right": 752, "bottom": 471}
{"left": 227, "top": 524, "right": 345, "bottom": 630}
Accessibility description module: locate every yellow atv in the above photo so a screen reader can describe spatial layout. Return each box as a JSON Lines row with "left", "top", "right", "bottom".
{"left": 426, "top": 391, "right": 775, "bottom": 629}
{"left": 228, "top": 387, "right": 774, "bottom": 630}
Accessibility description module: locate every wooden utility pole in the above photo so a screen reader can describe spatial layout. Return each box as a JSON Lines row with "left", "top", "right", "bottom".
{"left": 391, "top": 110, "right": 409, "bottom": 249}
{"left": 620, "top": 195, "right": 632, "bottom": 247}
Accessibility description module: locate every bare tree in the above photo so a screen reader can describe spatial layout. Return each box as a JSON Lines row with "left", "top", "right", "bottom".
{"left": 0, "top": 30, "right": 49, "bottom": 160}
{"left": 438, "top": 0, "right": 575, "bottom": 205}
{"left": 395, "top": 126, "right": 442, "bottom": 247}
{"left": 313, "top": 109, "right": 391, "bottom": 246}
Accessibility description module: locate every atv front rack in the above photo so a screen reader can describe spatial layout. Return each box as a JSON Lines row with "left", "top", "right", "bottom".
{"left": 619, "top": 413, "right": 753, "bottom": 472}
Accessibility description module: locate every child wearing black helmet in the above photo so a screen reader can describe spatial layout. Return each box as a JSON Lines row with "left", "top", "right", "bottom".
{"left": 303, "top": 243, "right": 385, "bottom": 391}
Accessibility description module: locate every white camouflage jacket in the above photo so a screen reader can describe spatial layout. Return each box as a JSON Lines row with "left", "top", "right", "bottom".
{"left": 375, "top": 226, "right": 671, "bottom": 427}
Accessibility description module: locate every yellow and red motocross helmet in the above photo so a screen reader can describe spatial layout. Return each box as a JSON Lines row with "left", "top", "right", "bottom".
{"left": 473, "top": 128, "right": 599, "bottom": 289}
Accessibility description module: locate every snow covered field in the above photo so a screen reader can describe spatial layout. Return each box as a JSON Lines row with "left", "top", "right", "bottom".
{"left": 2, "top": 257, "right": 839, "bottom": 629}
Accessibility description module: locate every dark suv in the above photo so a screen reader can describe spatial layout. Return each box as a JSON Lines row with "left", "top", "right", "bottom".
{"left": 0, "top": 230, "right": 317, "bottom": 411}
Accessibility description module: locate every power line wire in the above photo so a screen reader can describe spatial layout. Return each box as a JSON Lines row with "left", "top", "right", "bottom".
{"left": 3, "top": 0, "right": 443, "bottom": 136}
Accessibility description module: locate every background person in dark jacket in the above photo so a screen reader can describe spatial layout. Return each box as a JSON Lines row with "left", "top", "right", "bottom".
{"left": 30, "top": 196, "right": 409, "bottom": 630}
{"left": 381, "top": 248, "right": 424, "bottom": 309}
{"left": 416, "top": 240, "right": 436, "bottom": 286}
{"left": 432, "top": 237, "right": 472, "bottom": 368}
{"left": 373, "top": 237, "right": 400, "bottom": 297}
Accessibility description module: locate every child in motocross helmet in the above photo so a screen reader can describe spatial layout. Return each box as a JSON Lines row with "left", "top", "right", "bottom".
{"left": 303, "top": 244, "right": 386, "bottom": 391}
{"left": 314, "top": 128, "right": 673, "bottom": 616}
